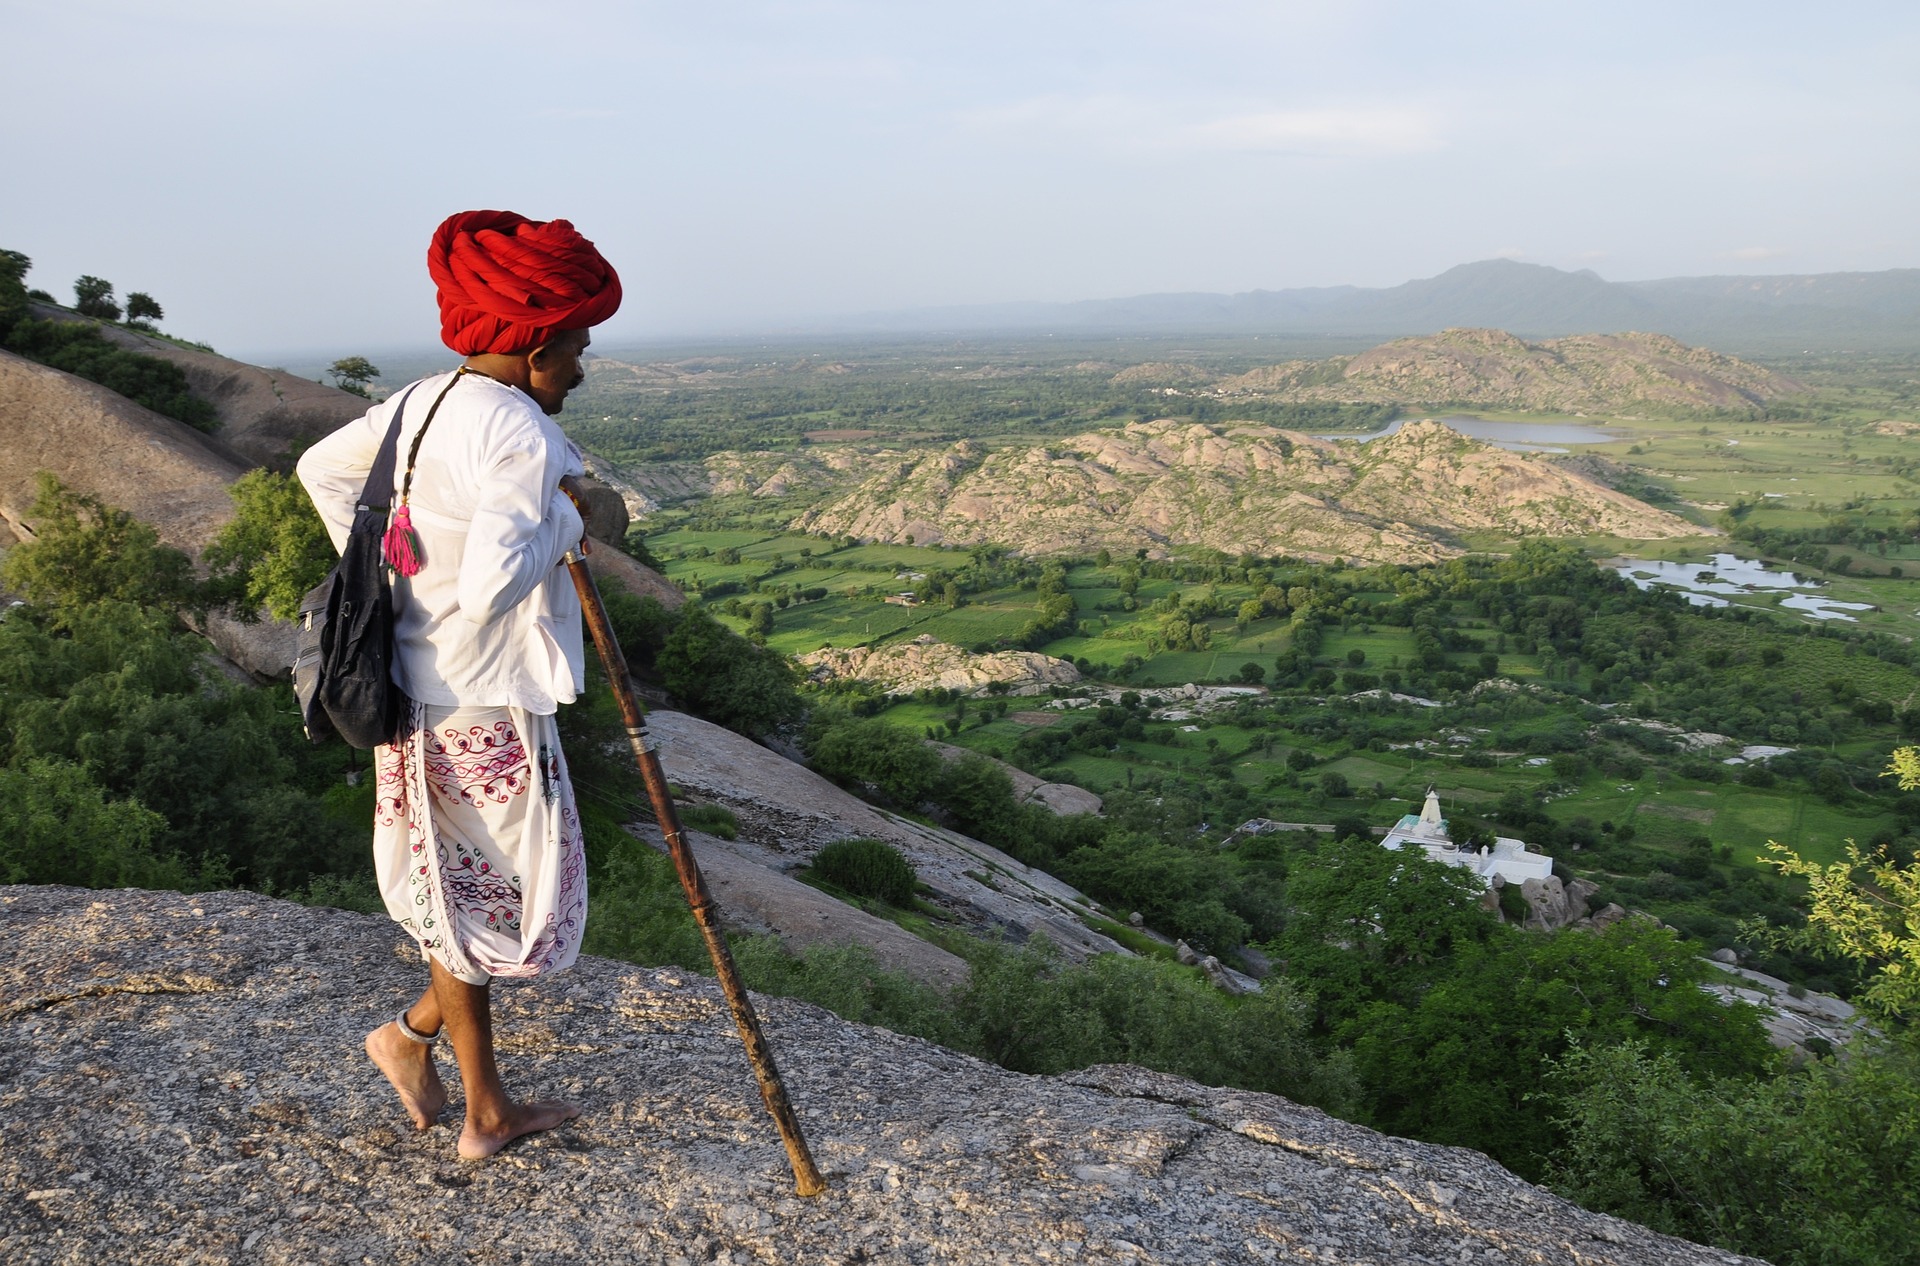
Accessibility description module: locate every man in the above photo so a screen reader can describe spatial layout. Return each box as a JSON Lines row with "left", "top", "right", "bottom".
{"left": 298, "top": 210, "right": 621, "bottom": 1159}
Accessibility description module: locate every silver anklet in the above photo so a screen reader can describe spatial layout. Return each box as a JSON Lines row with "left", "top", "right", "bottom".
{"left": 395, "top": 1009, "right": 440, "bottom": 1045}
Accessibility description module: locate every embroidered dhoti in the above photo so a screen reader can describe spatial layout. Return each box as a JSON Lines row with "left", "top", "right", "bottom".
{"left": 373, "top": 702, "right": 588, "bottom": 985}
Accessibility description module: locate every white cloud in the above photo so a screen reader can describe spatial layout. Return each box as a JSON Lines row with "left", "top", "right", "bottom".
{"left": 1719, "top": 245, "right": 1787, "bottom": 261}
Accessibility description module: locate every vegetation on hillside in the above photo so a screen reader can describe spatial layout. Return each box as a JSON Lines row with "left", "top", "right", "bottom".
{"left": 1, "top": 250, "right": 216, "bottom": 432}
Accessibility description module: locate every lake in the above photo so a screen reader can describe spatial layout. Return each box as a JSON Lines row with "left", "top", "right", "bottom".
{"left": 1321, "top": 415, "right": 1622, "bottom": 453}
{"left": 1611, "top": 553, "right": 1875, "bottom": 622}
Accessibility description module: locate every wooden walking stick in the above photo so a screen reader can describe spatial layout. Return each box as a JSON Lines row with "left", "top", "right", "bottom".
{"left": 563, "top": 549, "right": 828, "bottom": 1198}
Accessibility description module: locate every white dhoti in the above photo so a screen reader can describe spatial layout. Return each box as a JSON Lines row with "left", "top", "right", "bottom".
{"left": 373, "top": 702, "right": 588, "bottom": 985}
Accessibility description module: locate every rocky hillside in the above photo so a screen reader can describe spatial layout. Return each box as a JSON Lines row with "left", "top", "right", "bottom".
{"left": 0, "top": 322, "right": 680, "bottom": 676}
{"left": 0, "top": 885, "right": 1761, "bottom": 1265}
{"left": 779, "top": 419, "right": 1696, "bottom": 563}
{"left": 644, "top": 710, "right": 1122, "bottom": 969}
{"left": 798, "top": 637, "right": 1081, "bottom": 696}
{"left": 0, "top": 349, "right": 246, "bottom": 554}
{"left": 1215, "top": 328, "right": 1800, "bottom": 413}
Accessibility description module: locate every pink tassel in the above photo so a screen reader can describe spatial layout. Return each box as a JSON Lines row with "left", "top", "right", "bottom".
{"left": 383, "top": 505, "right": 423, "bottom": 576}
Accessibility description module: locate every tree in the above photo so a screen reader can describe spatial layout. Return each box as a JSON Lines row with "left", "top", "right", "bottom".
{"left": 328, "top": 356, "right": 381, "bottom": 396}
{"left": 0, "top": 758, "right": 190, "bottom": 889}
{"left": 0, "top": 248, "right": 29, "bottom": 340}
{"left": 1752, "top": 746, "right": 1920, "bottom": 1020}
{"left": 203, "top": 470, "right": 337, "bottom": 621}
{"left": 124, "top": 292, "right": 163, "bottom": 327}
{"left": 73, "top": 275, "right": 121, "bottom": 321}
{"left": 1272, "top": 836, "right": 1497, "bottom": 1027}
{"left": 1, "top": 473, "right": 198, "bottom": 613}
{"left": 1547, "top": 1039, "right": 1920, "bottom": 1266}
{"left": 1352, "top": 918, "right": 1773, "bottom": 1181}
{"left": 654, "top": 602, "right": 802, "bottom": 738}
{"left": 806, "top": 716, "right": 943, "bottom": 807}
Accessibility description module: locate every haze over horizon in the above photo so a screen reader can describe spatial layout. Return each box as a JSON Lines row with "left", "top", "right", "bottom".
{"left": 4, "top": 0, "right": 1917, "bottom": 360}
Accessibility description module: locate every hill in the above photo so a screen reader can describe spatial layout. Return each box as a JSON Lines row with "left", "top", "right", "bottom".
{"left": 1214, "top": 328, "right": 1800, "bottom": 414}
{"left": 0, "top": 316, "right": 681, "bottom": 673}
{"left": 839, "top": 258, "right": 1920, "bottom": 351}
{"left": 0, "top": 884, "right": 1760, "bottom": 1265}
{"left": 778, "top": 419, "right": 1696, "bottom": 562}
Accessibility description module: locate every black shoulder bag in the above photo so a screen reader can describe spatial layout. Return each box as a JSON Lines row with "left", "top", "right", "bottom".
{"left": 293, "top": 382, "right": 422, "bottom": 748}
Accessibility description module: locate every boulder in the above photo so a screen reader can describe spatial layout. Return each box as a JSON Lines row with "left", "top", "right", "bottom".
{"left": 0, "top": 885, "right": 1765, "bottom": 1266}
{"left": 799, "top": 638, "right": 1080, "bottom": 696}
{"left": 1520, "top": 875, "right": 1597, "bottom": 932}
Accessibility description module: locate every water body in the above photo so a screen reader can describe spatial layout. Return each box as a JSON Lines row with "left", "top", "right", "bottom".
{"left": 1612, "top": 552, "right": 1876, "bottom": 622}
{"left": 1319, "top": 415, "right": 1622, "bottom": 453}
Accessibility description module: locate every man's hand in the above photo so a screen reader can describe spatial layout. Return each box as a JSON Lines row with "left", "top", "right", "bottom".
{"left": 558, "top": 475, "right": 593, "bottom": 537}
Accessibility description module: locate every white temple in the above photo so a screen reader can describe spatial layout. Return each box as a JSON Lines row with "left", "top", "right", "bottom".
{"left": 1379, "top": 789, "right": 1555, "bottom": 888}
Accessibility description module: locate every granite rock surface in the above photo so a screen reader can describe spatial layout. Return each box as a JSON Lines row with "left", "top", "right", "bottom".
{"left": 1, "top": 886, "right": 1761, "bottom": 1266}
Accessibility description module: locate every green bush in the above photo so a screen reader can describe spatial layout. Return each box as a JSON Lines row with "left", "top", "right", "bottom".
{"left": 2, "top": 473, "right": 198, "bottom": 613}
{"left": 204, "top": 470, "right": 336, "bottom": 621}
{"left": 678, "top": 802, "right": 738, "bottom": 840}
{"left": 5, "top": 319, "right": 218, "bottom": 432}
{"left": 810, "top": 837, "right": 917, "bottom": 906}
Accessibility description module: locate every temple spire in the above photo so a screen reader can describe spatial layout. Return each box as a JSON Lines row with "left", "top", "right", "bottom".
{"left": 1418, "top": 787, "right": 1444, "bottom": 834}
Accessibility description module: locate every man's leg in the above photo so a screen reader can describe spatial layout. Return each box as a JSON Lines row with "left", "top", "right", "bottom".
{"left": 429, "top": 956, "right": 580, "bottom": 1160}
{"left": 364, "top": 982, "right": 448, "bottom": 1130}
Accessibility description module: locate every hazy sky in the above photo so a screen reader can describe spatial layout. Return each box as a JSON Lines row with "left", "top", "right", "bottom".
{"left": 4, "top": 1, "right": 1917, "bottom": 359}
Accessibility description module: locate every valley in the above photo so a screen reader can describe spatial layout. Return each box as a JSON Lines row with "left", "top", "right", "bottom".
{"left": 543, "top": 330, "right": 1920, "bottom": 985}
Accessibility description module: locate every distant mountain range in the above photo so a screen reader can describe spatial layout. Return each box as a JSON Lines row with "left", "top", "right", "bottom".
{"left": 845, "top": 260, "right": 1920, "bottom": 352}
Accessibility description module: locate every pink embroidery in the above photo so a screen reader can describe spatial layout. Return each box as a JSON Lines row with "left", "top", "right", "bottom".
{"left": 424, "top": 721, "right": 529, "bottom": 806}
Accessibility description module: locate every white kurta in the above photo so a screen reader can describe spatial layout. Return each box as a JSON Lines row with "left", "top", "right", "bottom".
{"left": 298, "top": 370, "right": 590, "bottom": 982}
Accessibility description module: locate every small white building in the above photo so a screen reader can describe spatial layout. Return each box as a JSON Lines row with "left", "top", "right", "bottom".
{"left": 1380, "top": 789, "right": 1554, "bottom": 888}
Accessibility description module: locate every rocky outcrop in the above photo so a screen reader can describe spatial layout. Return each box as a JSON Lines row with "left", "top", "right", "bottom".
{"left": 629, "top": 819, "right": 968, "bottom": 987}
{"left": 1702, "top": 962, "right": 1872, "bottom": 1056}
{"left": 1517, "top": 874, "right": 1601, "bottom": 932}
{"left": 643, "top": 710, "right": 1124, "bottom": 961}
{"left": 0, "top": 885, "right": 1761, "bottom": 1265}
{"left": 29, "top": 302, "right": 370, "bottom": 467}
{"left": 0, "top": 336, "right": 680, "bottom": 678}
{"left": 782, "top": 419, "right": 1695, "bottom": 564}
{"left": 1217, "top": 327, "right": 1800, "bottom": 414}
{"left": 799, "top": 637, "right": 1080, "bottom": 696}
{"left": 0, "top": 349, "right": 246, "bottom": 554}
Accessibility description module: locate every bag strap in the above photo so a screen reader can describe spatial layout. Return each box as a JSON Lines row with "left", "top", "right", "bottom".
{"left": 354, "top": 382, "right": 423, "bottom": 515}
{"left": 396, "top": 365, "right": 482, "bottom": 509}
{"left": 377, "top": 368, "right": 482, "bottom": 577}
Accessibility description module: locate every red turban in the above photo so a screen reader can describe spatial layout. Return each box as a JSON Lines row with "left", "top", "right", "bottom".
{"left": 427, "top": 210, "right": 623, "bottom": 355}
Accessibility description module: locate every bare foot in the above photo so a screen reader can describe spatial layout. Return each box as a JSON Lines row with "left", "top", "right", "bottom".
{"left": 458, "top": 1099, "right": 581, "bottom": 1161}
{"left": 364, "top": 1023, "right": 448, "bottom": 1130}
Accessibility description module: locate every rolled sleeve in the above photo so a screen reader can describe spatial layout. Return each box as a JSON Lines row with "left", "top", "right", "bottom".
{"left": 456, "top": 438, "right": 584, "bottom": 625}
